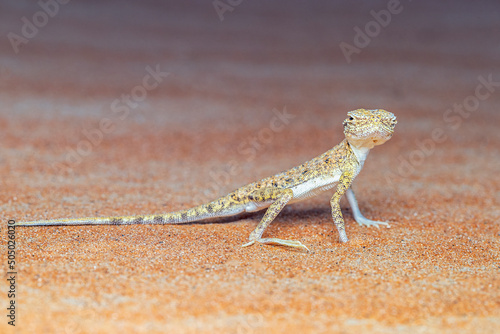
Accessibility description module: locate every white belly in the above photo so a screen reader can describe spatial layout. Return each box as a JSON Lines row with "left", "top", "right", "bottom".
{"left": 245, "top": 200, "right": 273, "bottom": 212}
{"left": 290, "top": 175, "right": 340, "bottom": 203}
{"left": 244, "top": 175, "right": 341, "bottom": 213}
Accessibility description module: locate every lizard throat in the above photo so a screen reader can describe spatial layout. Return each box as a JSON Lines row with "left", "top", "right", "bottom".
{"left": 348, "top": 142, "right": 371, "bottom": 167}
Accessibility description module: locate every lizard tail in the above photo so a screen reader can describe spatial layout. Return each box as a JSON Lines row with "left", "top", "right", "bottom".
{"left": 15, "top": 198, "right": 246, "bottom": 227}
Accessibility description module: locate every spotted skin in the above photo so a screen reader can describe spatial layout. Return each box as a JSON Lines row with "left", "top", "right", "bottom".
{"left": 330, "top": 171, "right": 355, "bottom": 243}
{"left": 16, "top": 108, "right": 397, "bottom": 251}
{"left": 241, "top": 188, "right": 294, "bottom": 246}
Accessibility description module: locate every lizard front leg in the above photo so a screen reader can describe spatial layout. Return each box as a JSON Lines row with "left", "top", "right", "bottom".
{"left": 330, "top": 171, "right": 355, "bottom": 243}
{"left": 346, "top": 188, "right": 390, "bottom": 228}
{"left": 241, "top": 188, "right": 309, "bottom": 251}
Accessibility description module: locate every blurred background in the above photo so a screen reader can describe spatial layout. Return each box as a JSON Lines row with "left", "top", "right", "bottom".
{"left": 2, "top": 1, "right": 498, "bottom": 116}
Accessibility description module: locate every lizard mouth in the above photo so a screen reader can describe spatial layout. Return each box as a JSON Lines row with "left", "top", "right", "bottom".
{"left": 370, "top": 136, "right": 389, "bottom": 145}
{"left": 350, "top": 130, "right": 393, "bottom": 147}
{"left": 359, "top": 130, "right": 393, "bottom": 141}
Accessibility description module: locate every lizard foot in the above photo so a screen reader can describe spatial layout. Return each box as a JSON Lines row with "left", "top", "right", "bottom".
{"left": 242, "top": 238, "right": 309, "bottom": 252}
{"left": 355, "top": 216, "right": 390, "bottom": 228}
{"left": 257, "top": 237, "right": 310, "bottom": 252}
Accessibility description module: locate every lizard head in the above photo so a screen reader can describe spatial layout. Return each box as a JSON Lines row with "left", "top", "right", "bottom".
{"left": 343, "top": 108, "right": 397, "bottom": 149}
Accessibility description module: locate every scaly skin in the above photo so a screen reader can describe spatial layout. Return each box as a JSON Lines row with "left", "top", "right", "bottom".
{"left": 16, "top": 108, "right": 397, "bottom": 251}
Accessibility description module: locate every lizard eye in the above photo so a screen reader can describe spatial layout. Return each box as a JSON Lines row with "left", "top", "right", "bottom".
{"left": 349, "top": 116, "right": 354, "bottom": 121}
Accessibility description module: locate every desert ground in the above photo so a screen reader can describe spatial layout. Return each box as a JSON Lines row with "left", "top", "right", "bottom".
{"left": 0, "top": 0, "right": 499, "bottom": 333}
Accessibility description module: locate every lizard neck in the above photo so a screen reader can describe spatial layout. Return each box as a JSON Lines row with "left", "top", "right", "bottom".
{"left": 346, "top": 139, "right": 371, "bottom": 167}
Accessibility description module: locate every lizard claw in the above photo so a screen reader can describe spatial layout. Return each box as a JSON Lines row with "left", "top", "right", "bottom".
{"left": 356, "top": 218, "right": 390, "bottom": 228}
{"left": 241, "top": 238, "right": 309, "bottom": 252}
{"left": 258, "top": 238, "right": 310, "bottom": 252}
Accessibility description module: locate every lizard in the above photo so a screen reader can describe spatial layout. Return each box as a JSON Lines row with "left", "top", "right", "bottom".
{"left": 16, "top": 108, "right": 397, "bottom": 251}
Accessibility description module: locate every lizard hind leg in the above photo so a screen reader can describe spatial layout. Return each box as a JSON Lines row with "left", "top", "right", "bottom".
{"left": 241, "top": 188, "right": 309, "bottom": 252}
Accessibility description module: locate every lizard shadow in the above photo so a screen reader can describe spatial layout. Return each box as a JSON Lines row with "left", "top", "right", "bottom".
{"left": 179, "top": 205, "right": 353, "bottom": 227}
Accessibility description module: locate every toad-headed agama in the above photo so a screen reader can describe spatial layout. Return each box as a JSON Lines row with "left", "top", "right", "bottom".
{"left": 17, "top": 108, "right": 397, "bottom": 251}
